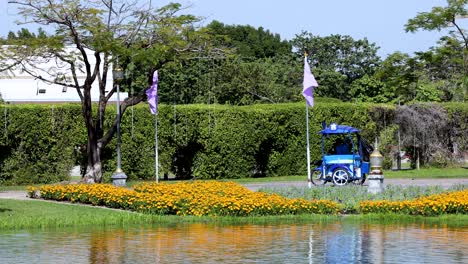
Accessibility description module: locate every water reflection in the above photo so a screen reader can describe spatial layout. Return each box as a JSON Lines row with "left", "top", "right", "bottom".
{"left": 0, "top": 221, "right": 467, "bottom": 263}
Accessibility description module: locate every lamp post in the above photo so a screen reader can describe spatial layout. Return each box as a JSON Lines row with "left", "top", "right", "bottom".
{"left": 111, "top": 66, "right": 127, "bottom": 186}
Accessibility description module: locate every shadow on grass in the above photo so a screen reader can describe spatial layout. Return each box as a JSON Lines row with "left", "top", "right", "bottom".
{"left": 0, "top": 208, "right": 12, "bottom": 213}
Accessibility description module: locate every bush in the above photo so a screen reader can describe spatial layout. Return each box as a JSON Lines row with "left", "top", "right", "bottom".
{"left": 1, "top": 102, "right": 466, "bottom": 184}
{"left": 0, "top": 104, "right": 83, "bottom": 185}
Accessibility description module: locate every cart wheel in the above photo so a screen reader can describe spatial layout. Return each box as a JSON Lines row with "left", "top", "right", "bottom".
{"left": 332, "top": 168, "right": 349, "bottom": 186}
{"left": 311, "top": 170, "right": 326, "bottom": 185}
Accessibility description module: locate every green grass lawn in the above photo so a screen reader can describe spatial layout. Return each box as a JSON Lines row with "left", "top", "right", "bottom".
{"left": 382, "top": 167, "right": 468, "bottom": 178}
{"left": 0, "top": 199, "right": 187, "bottom": 230}
{"left": 1, "top": 199, "right": 467, "bottom": 230}
{"left": 0, "top": 199, "right": 340, "bottom": 230}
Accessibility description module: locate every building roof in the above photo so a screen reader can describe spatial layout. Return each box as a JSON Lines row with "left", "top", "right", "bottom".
{"left": 0, "top": 46, "right": 127, "bottom": 103}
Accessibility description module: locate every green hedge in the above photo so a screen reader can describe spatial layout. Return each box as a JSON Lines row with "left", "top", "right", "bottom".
{"left": 117, "top": 102, "right": 384, "bottom": 180}
{"left": 0, "top": 102, "right": 465, "bottom": 184}
{"left": 0, "top": 104, "right": 85, "bottom": 184}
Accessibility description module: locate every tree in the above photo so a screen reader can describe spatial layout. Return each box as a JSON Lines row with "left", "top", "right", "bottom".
{"left": 405, "top": 0, "right": 468, "bottom": 51}
{"left": 405, "top": 0, "right": 468, "bottom": 100}
{"left": 157, "top": 55, "right": 302, "bottom": 106}
{"left": 205, "top": 21, "right": 292, "bottom": 59}
{"left": 374, "top": 39, "right": 465, "bottom": 103}
{"left": 208, "top": 57, "right": 301, "bottom": 105}
{"left": 1, "top": 0, "right": 220, "bottom": 183}
{"left": 290, "top": 32, "right": 381, "bottom": 101}
{"left": 349, "top": 75, "right": 387, "bottom": 103}
{"left": 413, "top": 36, "right": 466, "bottom": 101}
{"left": 373, "top": 52, "right": 419, "bottom": 103}
{"left": 141, "top": 21, "right": 296, "bottom": 106}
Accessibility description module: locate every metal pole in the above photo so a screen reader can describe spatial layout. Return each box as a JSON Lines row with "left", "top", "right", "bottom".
{"left": 155, "top": 114, "right": 159, "bottom": 183}
{"left": 116, "top": 83, "right": 122, "bottom": 172}
{"left": 306, "top": 102, "right": 312, "bottom": 188}
{"left": 4, "top": 97, "right": 7, "bottom": 140}
{"left": 111, "top": 67, "right": 127, "bottom": 186}
{"left": 397, "top": 100, "right": 401, "bottom": 170}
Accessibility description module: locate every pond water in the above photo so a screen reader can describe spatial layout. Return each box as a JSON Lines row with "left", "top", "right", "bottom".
{"left": 0, "top": 220, "right": 466, "bottom": 263}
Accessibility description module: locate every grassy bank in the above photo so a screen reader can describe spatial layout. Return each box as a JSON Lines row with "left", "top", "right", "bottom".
{"left": 1, "top": 199, "right": 467, "bottom": 230}
{"left": 0, "top": 198, "right": 340, "bottom": 230}
{"left": 0, "top": 199, "right": 167, "bottom": 230}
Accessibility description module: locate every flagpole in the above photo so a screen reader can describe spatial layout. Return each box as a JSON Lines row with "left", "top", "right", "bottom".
{"left": 155, "top": 113, "right": 159, "bottom": 183}
{"left": 306, "top": 102, "right": 312, "bottom": 188}
{"left": 303, "top": 51, "right": 317, "bottom": 189}
{"left": 146, "top": 70, "right": 159, "bottom": 183}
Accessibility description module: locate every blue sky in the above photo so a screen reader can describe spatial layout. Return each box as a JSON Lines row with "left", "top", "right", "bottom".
{"left": 0, "top": 0, "right": 462, "bottom": 57}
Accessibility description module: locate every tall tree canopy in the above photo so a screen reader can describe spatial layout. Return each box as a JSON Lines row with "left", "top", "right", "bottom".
{"left": 205, "top": 20, "right": 292, "bottom": 59}
{"left": 405, "top": 0, "right": 468, "bottom": 51}
{"left": 291, "top": 32, "right": 381, "bottom": 101}
{"left": 155, "top": 21, "right": 296, "bottom": 106}
{"left": 1, "top": 0, "right": 222, "bottom": 183}
{"left": 373, "top": 52, "right": 418, "bottom": 103}
{"left": 405, "top": 0, "right": 468, "bottom": 101}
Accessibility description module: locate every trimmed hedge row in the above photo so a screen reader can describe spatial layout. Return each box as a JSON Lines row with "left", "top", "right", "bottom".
{"left": 0, "top": 104, "right": 85, "bottom": 184}
{"left": 118, "top": 102, "right": 382, "bottom": 180}
{"left": 0, "top": 102, "right": 465, "bottom": 184}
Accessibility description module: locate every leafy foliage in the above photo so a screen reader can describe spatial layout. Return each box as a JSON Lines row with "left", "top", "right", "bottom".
{"left": 1, "top": 0, "right": 225, "bottom": 183}
{"left": 405, "top": 0, "right": 468, "bottom": 101}
{"left": 1, "top": 102, "right": 466, "bottom": 184}
{"left": 290, "top": 32, "right": 381, "bottom": 101}
{"left": 350, "top": 75, "right": 387, "bottom": 103}
{"left": 157, "top": 55, "right": 302, "bottom": 105}
{"left": 0, "top": 2, "right": 467, "bottom": 185}
{"left": 0, "top": 104, "right": 84, "bottom": 185}
{"left": 206, "top": 20, "right": 292, "bottom": 59}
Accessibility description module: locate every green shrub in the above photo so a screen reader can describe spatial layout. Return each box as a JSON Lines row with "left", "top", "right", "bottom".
{"left": 0, "top": 104, "right": 83, "bottom": 185}
{"left": 0, "top": 102, "right": 465, "bottom": 184}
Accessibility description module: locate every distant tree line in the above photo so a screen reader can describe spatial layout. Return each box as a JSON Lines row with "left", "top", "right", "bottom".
{"left": 2, "top": 2, "right": 466, "bottom": 106}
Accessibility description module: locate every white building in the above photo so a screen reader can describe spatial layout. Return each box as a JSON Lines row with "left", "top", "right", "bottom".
{"left": 0, "top": 46, "right": 127, "bottom": 103}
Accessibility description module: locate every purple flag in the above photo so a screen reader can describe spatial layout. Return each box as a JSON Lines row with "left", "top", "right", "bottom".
{"left": 303, "top": 57, "right": 318, "bottom": 107}
{"left": 146, "top": 70, "right": 158, "bottom": 114}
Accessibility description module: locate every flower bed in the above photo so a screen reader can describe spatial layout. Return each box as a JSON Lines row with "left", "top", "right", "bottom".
{"left": 359, "top": 189, "right": 468, "bottom": 216}
{"left": 28, "top": 181, "right": 340, "bottom": 216}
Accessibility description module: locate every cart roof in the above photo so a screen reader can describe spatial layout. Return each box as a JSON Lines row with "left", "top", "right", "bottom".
{"left": 320, "top": 123, "right": 360, "bottom": 134}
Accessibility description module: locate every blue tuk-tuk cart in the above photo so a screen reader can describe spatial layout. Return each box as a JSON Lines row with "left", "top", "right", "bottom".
{"left": 312, "top": 123, "right": 373, "bottom": 186}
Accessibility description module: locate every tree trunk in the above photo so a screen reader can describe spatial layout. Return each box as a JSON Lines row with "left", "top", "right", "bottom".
{"left": 81, "top": 87, "right": 103, "bottom": 183}
{"left": 78, "top": 74, "right": 146, "bottom": 184}
{"left": 82, "top": 133, "right": 103, "bottom": 183}
{"left": 83, "top": 159, "right": 102, "bottom": 183}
